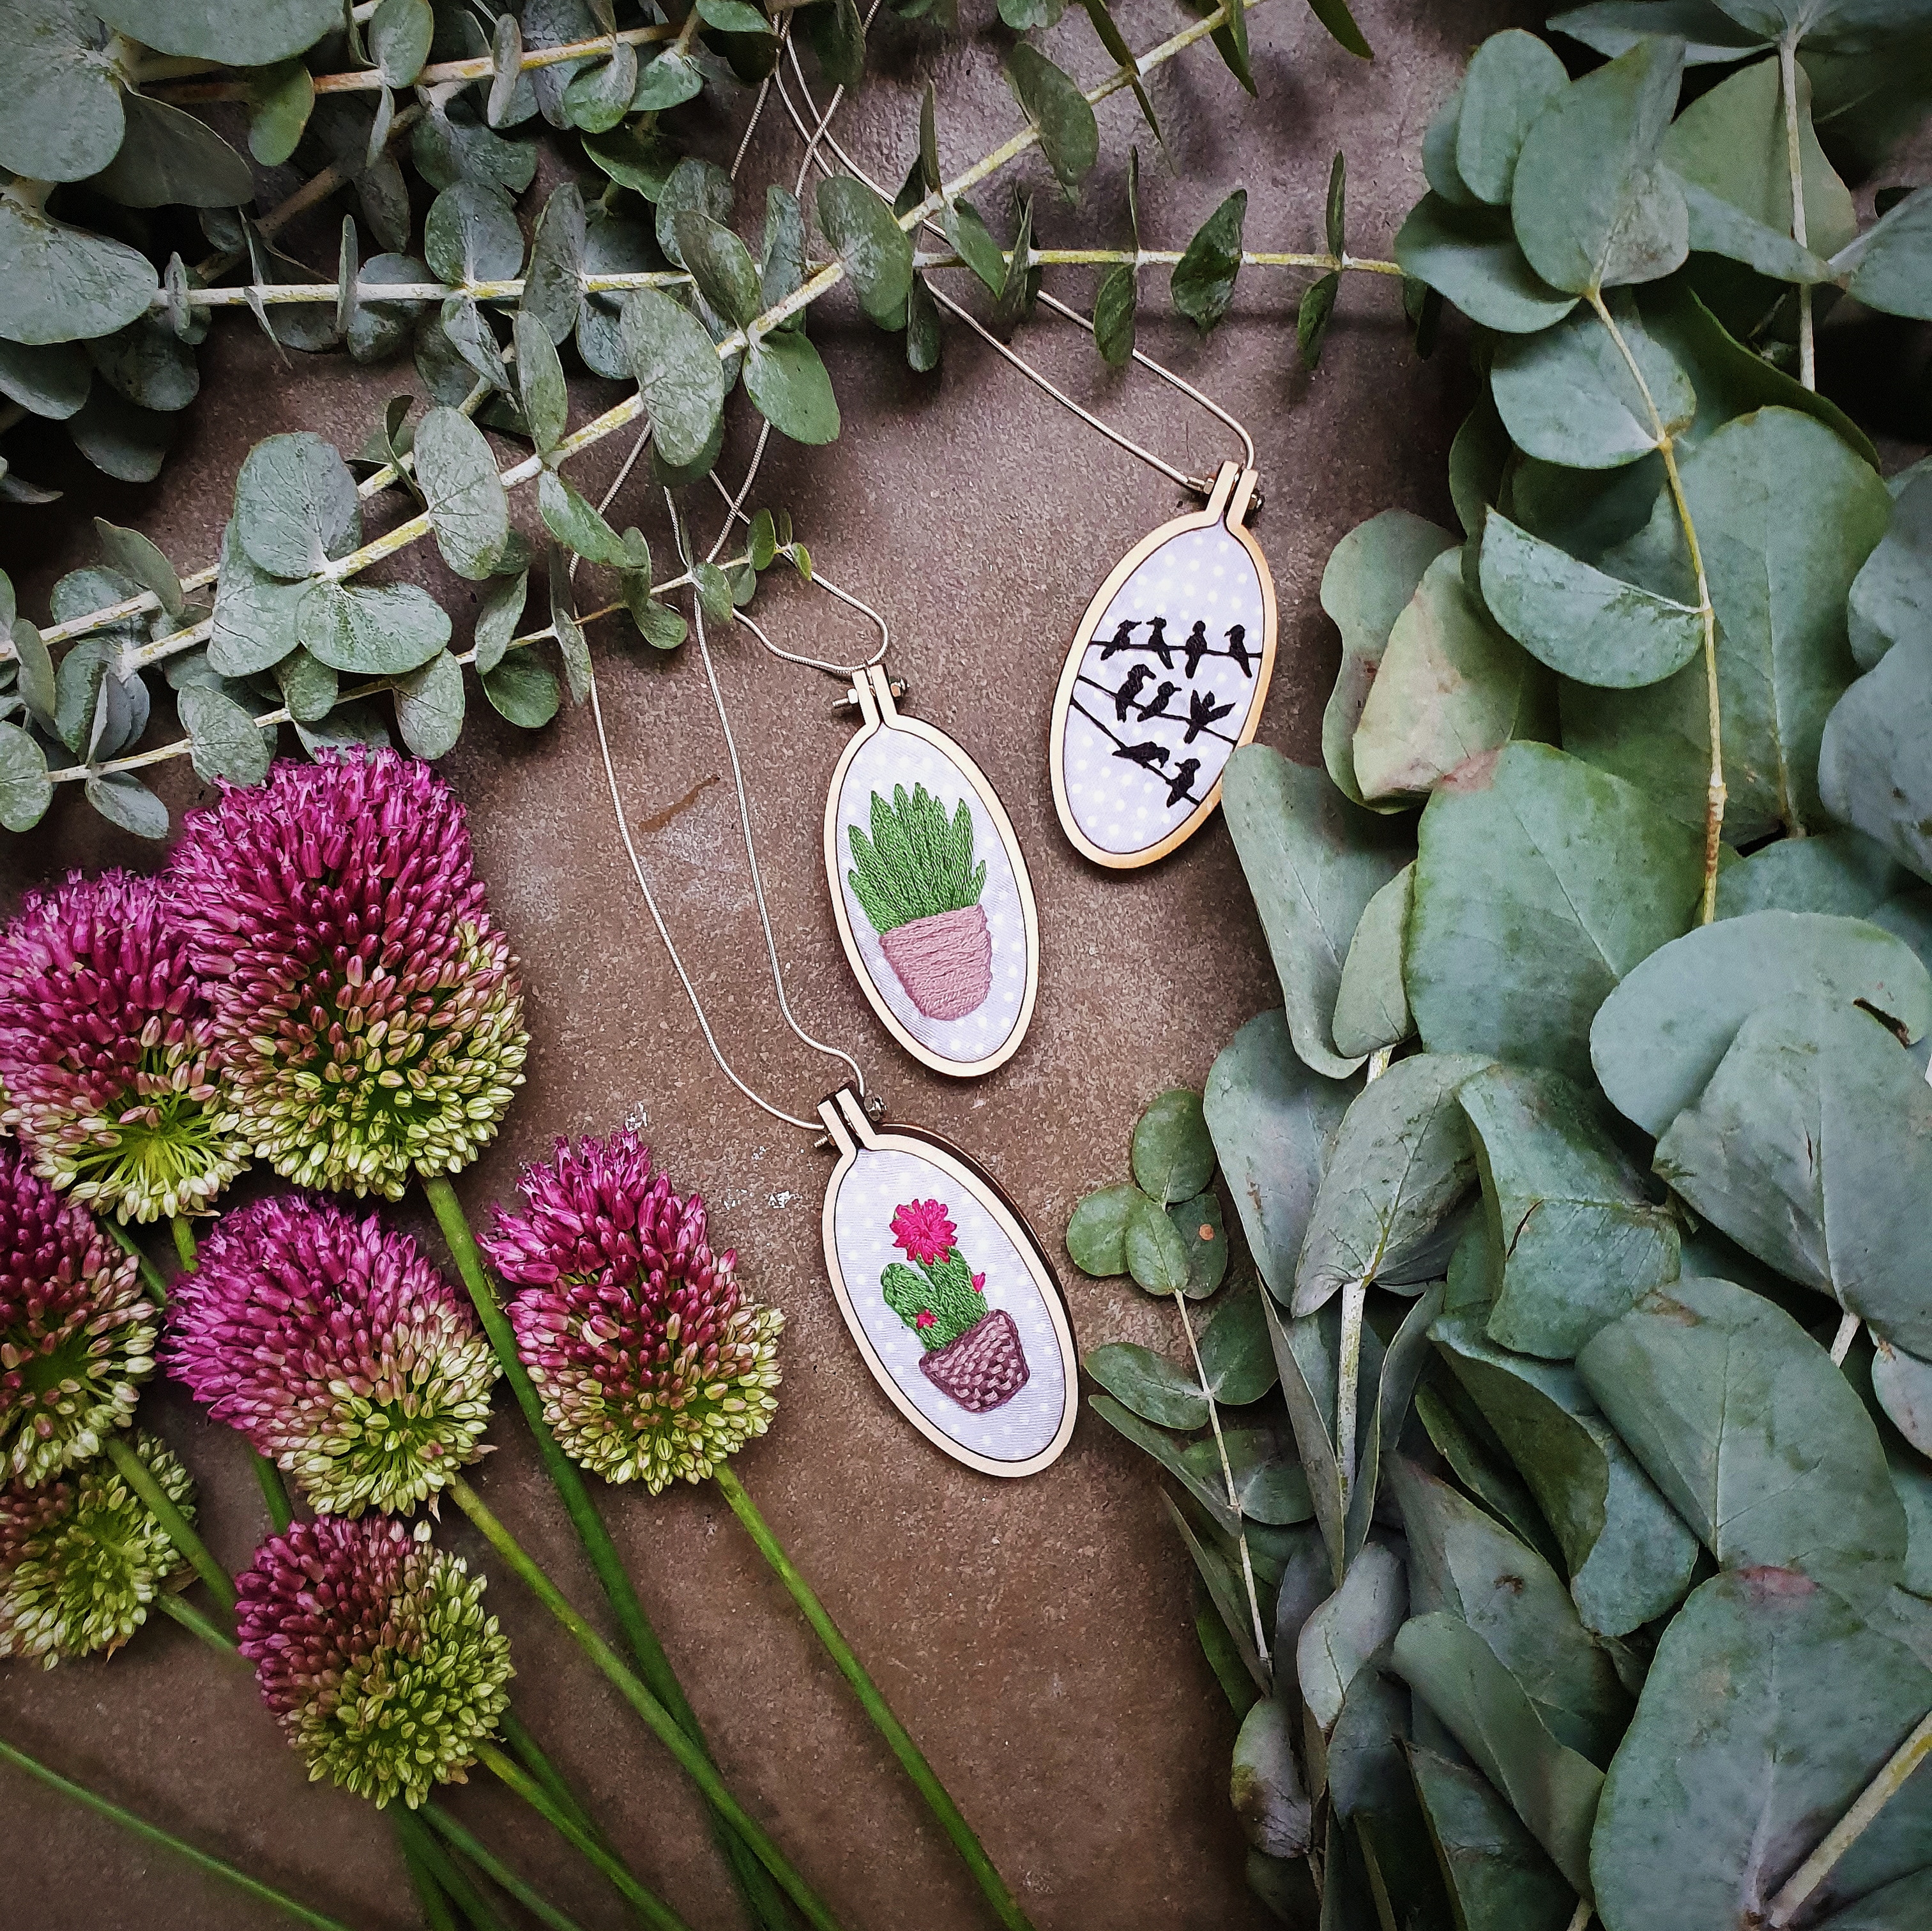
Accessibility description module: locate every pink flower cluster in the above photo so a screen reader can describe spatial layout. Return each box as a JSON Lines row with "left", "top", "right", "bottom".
{"left": 890, "top": 1199, "right": 958, "bottom": 1265}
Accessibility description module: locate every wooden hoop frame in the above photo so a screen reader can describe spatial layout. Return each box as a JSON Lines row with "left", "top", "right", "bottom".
{"left": 1048, "top": 460, "right": 1277, "bottom": 869}
{"left": 816, "top": 1087, "right": 1078, "bottom": 1479}
{"left": 823, "top": 664, "right": 1042, "bottom": 1080}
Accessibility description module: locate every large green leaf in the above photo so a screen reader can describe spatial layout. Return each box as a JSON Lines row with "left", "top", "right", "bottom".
{"left": 209, "top": 522, "right": 306, "bottom": 677}
{"left": 1455, "top": 30, "right": 1572, "bottom": 205}
{"left": 1319, "top": 509, "right": 1457, "bottom": 806}
{"left": 1083, "top": 1342, "right": 1208, "bottom": 1429}
{"left": 1130, "top": 1088, "right": 1215, "bottom": 1206}
{"left": 675, "top": 213, "right": 762, "bottom": 331}
{"left": 1714, "top": 826, "right": 1916, "bottom": 918}
{"left": 1408, "top": 742, "right": 1703, "bottom": 1081}
{"left": 90, "top": 94, "right": 254, "bottom": 208}
{"left": 1221, "top": 746, "right": 1411, "bottom": 1080}
{"left": 1203, "top": 1010, "right": 1354, "bottom": 1301}
{"left": 1847, "top": 185, "right": 1932, "bottom": 321}
{"left": 814, "top": 178, "right": 912, "bottom": 329}
{"left": 94, "top": 0, "right": 338, "bottom": 63}
{"left": 1394, "top": 195, "right": 1580, "bottom": 334}
{"left": 296, "top": 579, "right": 452, "bottom": 676}
{"left": 1352, "top": 547, "right": 1558, "bottom": 800}
{"left": 1591, "top": 1570, "right": 1932, "bottom": 1931}
{"left": 1332, "top": 865, "right": 1413, "bottom": 1060}
{"left": 1590, "top": 909, "right": 1932, "bottom": 1134}
{"left": 424, "top": 181, "right": 526, "bottom": 285}
{"left": 1004, "top": 45, "right": 1097, "bottom": 188}
{"left": 1433, "top": 1308, "right": 1699, "bottom": 1637}
{"left": 621, "top": 289, "right": 726, "bottom": 471}
{"left": 1297, "top": 1539, "right": 1406, "bottom": 1732}
{"left": 178, "top": 683, "right": 273, "bottom": 785}
{"left": 1459, "top": 1063, "right": 1680, "bottom": 1359}
{"left": 0, "top": 197, "right": 157, "bottom": 345}
{"left": 1172, "top": 191, "right": 1246, "bottom": 332}
{"left": 1820, "top": 633, "right": 1932, "bottom": 882}
{"left": 412, "top": 407, "right": 509, "bottom": 581}
{"left": 1653, "top": 1003, "right": 1932, "bottom": 1357}
{"left": 1565, "top": 407, "right": 1891, "bottom": 844}
{"left": 0, "top": 0, "right": 123, "bottom": 183}
{"left": 743, "top": 329, "right": 840, "bottom": 444}
{"left": 1579, "top": 1273, "right": 1907, "bottom": 1608}
{"left": 393, "top": 649, "right": 465, "bottom": 759}
{"left": 1291, "top": 1054, "right": 1489, "bottom": 1316}
{"left": 1848, "top": 467, "right": 1932, "bottom": 669}
{"left": 1408, "top": 1746, "right": 1578, "bottom": 1931}
{"left": 234, "top": 432, "right": 360, "bottom": 580}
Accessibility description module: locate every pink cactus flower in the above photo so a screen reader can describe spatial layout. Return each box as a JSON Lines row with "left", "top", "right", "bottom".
{"left": 890, "top": 1199, "right": 957, "bottom": 1266}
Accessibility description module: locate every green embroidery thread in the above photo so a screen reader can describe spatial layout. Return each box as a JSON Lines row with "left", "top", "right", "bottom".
{"left": 847, "top": 785, "right": 986, "bottom": 935}
{"left": 879, "top": 1198, "right": 1030, "bottom": 1414}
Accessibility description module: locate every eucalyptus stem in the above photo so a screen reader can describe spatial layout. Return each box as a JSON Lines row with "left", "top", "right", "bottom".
{"left": 913, "top": 246, "right": 1402, "bottom": 275}
{"left": 0, "top": 1734, "right": 354, "bottom": 1931}
{"left": 1778, "top": 33, "right": 1816, "bottom": 391}
{"left": 1830, "top": 1311, "right": 1862, "bottom": 1365}
{"left": 103, "top": 1434, "right": 236, "bottom": 1615}
{"left": 420, "top": 1174, "right": 796, "bottom": 1931}
{"left": 711, "top": 1462, "right": 1035, "bottom": 1931}
{"left": 444, "top": 1470, "right": 844, "bottom": 1931}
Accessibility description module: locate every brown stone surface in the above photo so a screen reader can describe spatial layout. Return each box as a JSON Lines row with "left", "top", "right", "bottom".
{"left": 0, "top": 3, "right": 1539, "bottom": 1925}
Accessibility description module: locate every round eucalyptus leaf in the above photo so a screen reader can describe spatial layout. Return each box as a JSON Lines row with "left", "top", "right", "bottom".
{"left": 1123, "top": 1190, "right": 1192, "bottom": 1296}
{"left": 89, "top": 94, "right": 254, "bottom": 208}
{"left": 654, "top": 157, "right": 734, "bottom": 270}
{"left": 93, "top": 0, "right": 340, "bottom": 64}
{"left": 424, "top": 180, "right": 526, "bottom": 286}
{"left": 674, "top": 212, "right": 763, "bottom": 331}
{"left": 245, "top": 59, "right": 315, "bottom": 167}
{"left": 814, "top": 176, "right": 913, "bottom": 329}
{"left": 84, "top": 771, "right": 169, "bottom": 839}
{"left": 272, "top": 649, "right": 335, "bottom": 724}
{"left": 0, "top": 198, "right": 157, "bottom": 345}
{"left": 1873, "top": 1339, "right": 1932, "bottom": 1459}
{"left": 620, "top": 288, "right": 726, "bottom": 471}
{"left": 1180, "top": 1430, "right": 1311, "bottom": 1526}
{"left": 1004, "top": 43, "right": 1099, "bottom": 189}
{"left": 210, "top": 523, "right": 307, "bottom": 677}
{"left": 0, "top": 338, "right": 91, "bottom": 420}
{"left": 1172, "top": 1190, "right": 1230, "bottom": 1298}
{"left": 234, "top": 432, "right": 360, "bottom": 580}
{"left": 561, "top": 41, "right": 639, "bottom": 133}
{"left": 296, "top": 579, "right": 452, "bottom": 676}
{"left": 1332, "top": 863, "right": 1413, "bottom": 1059}
{"left": 523, "top": 183, "right": 588, "bottom": 345}
{"left": 1230, "top": 1699, "right": 1312, "bottom": 1859}
{"left": 743, "top": 329, "right": 840, "bottom": 444}
{"left": 178, "top": 683, "right": 272, "bottom": 785}
{"left": 1083, "top": 1341, "right": 1209, "bottom": 1429}
{"left": 1197, "top": 1293, "right": 1280, "bottom": 1405}
{"left": 1131, "top": 1088, "right": 1217, "bottom": 1204}
{"left": 66, "top": 386, "right": 175, "bottom": 481}
{"left": 0, "top": 0, "right": 123, "bottom": 184}
{"left": 393, "top": 649, "right": 466, "bottom": 759}
{"left": 631, "top": 50, "right": 703, "bottom": 113}
{"left": 369, "top": 0, "right": 434, "bottom": 87}
{"left": 472, "top": 570, "right": 530, "bottom": 677}
{"left": 1065, "top": 1181, "right": 1140, "bottom": 1276}
{"left": 94, "top": 518, "right": 184, "bottom": 618}
{"left": 345, "top": 253, "right": 430, "bottom": 363}
{"left": 538, "top": 469, "right": 637, "bottom": 569}
{"left": 1821, "top": 633, "right": 1932, "bottom": 884}
{"left": 1393, "top": 193, "right": 1579, "bottom": 334}
{"left": 582, "top": 125, "right": 681, "bottom": 199}
{"left": 1297, "top": 1538, "right": 1406, "bottom": 1732}
{"left": 0, "top": 722, "right": 51, "bottom": 831}
{"left": 1454, "top": 28, "right": 1570, "bottom": 205}
{"left": 482, "top": 655, "right": 561, "bottom": 729}
{"left": 413, "top": 406, "right": 509, "bottom": 582}
{"left": 86, "top": 315, "right": 199, "bottom": 414}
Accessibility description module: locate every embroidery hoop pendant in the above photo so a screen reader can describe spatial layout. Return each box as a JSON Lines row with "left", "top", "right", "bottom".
{"left": 825, "top": 665, "right": 1042, "bottom": 1080}
{"left": 1050, "top": 458, "right": 1276, "bottom": 869}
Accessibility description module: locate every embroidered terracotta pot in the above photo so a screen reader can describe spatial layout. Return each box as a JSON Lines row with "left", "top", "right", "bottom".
{"left": 879, "top": 904, "right": 993, "bottom": 1021}
{"left": 918, "top": 1306, "right": 1030, "bottom": 1412}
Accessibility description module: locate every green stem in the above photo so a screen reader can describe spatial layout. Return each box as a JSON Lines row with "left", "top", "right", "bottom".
{"left": 105, "top": 1434, "right": 236, "bottom": 1615}
{"left": 254, "top": 1454, "right": 295, "bottom": 1533}
{"left": 446, "top": 1471, "right": 841, "bottom": 1931}
{"left": 480, "top": 1744, "right": 694, "bottom": 1931}
{"left": 395, "top": 1810, "right": 513, "bottom": 1931}
{"left": 407, "top": 1836, "right": 462, "bottom": 1931}
{"left": 157, "top": 1590, "right": 235, "bottom": 1651}
{"left": 422, "top": 1173, "right": 793, "bottom": 1930}
{"left": 0, "top": 1733, "right": 354, "bottom": 1931}
{"left": 500, "top": 1711, "right": 620, "bottom": 1864}
{"left": 420, "top": 1806, "right": 595, "bottom": 1931}
{"left": 170, "top": 1215, "right": 198, "bottom": 1271}
{"left": 106, "top": 1221, "right": 169, "bottom": 1303}
{"left": 711, "top": 1464, "right": 1036, "bottom": 1931}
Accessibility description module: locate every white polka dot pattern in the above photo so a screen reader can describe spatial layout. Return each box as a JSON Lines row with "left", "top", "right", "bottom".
{"left": 829, "top": 1146, "right": 1069, "bottom": 1465}
{"left": 1061, "top": 520, "right": 1266, "bottom": 857}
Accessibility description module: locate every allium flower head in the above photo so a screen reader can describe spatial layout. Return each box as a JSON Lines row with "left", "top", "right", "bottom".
{"left": 890, "top": 1199, "right": 957, "bottom": 1265}
{"left": 0, "top": 869, "right": 247, "bottom": 1222}
{"left": 166, "top": 1196, "right": 499, "bottom": 1517}
{"left": 0, "top": 1147, "right": 156, "bottom": 1485}
{"left": 482, "top": 1132, "right": 782, "bottom": 1492}
{"left": 237, "top": 1515, "right": 512, "bottom": 1809}
{"left": 164, "top": 748, "right": 528, "bottom": 1199}
{"left": 0, "top": 1433, "right": 194, "bottom": 1665}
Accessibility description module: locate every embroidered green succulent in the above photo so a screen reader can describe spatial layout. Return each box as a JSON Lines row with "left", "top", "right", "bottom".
{"left": 848, "top": 785, "right": 985, "bottom": 934}
{"left": 881, "top": 1199, "right": 988, "bottom": 1351}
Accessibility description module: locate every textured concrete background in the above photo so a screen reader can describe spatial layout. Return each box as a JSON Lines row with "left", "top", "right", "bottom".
{"left": 0, "top": 2, "right": 1537, "bottom": 1924}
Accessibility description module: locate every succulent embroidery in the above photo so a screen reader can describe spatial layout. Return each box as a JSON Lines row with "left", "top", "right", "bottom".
{"left": 880, "top": 1199, "right": 1028, "bottom": 1414}
{"left": 847, "top": 787, "right": 993, "bottom": 1023}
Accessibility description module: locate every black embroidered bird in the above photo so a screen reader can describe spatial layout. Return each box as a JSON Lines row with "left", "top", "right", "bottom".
{"left": 1183, "top": 620, "right": 1210, "bottom": 678}
{"left": 1099, "top": 619, "right": 1142, "bottom": 660}
{"left": 1143, "top": 614, "right": 1173, "bottom": 667}
{"left": 1165, "top": 758, "right": 1201, "bottom": 805}
{"left": 1113, "top": 740, "right": 1170, "bottom": 771}
{"left": 1225, "top": 623, "right": 1252, "bottom": 677}
{"left": 1112, "top": 663, "right": 1153, "bottom": 720}
{"left": 1184, "top": 688, "right": 1235, "bottom": 743}
{"left": 1137, "top": 679, "right": 1180, "bottom": 723}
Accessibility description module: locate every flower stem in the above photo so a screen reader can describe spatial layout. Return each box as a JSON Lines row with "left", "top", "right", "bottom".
{"left": 103, "top": 1434, "right": 236, "bottom": 1615}
{"left": 157, "top": 1590, "right": 234, "bottom": 1651}
{"left": 0, "top": 1732, "right": 354, "bottom": 1931}
{"left": 407, "top": 1836, "right": 462, "bottom": 1931}
{"left": 105, "top": 1220, "right": 168, "bottom": 1302}
{"left": 710, "top": 1464, "right": 1034, "bottom": 1931}
{"left": 171, "top": 1215, "right": 198, "bottom": 1271}
{"left": 395, "top": 1810, "right": 513, "bottom": 1931}
{"left": 445, "top": 1471, "right": 842, "bottom": 1931}
{"left": 419, "top": 1805, "right": 598, "bottom": 1931}
{"left": 422, "top": 1173, "right": 795, "bottom": 1931}
{"left": 499, "top": 1711, "right": 621, "bottom": 1864}
{"left": 478, "top": 1744, "right": 695, "bottom": 1931}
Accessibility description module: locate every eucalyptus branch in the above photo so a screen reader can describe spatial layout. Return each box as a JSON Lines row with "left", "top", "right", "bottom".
{"left": 153, "top": 269, "right": 692, "bottom": 310}
{"left": 1778, "top": 33, "right": 1816, "bottom": 391}
{"left": 912, "top": 246, "right": 1403, "bottom": 275}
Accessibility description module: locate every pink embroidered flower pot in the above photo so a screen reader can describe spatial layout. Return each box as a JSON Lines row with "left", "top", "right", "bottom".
{"left": 879, "top": 904, "right": 993, "bottom": 1021}
{"left": 919, "top": 1306, "right": 1029, "bottom": 1412}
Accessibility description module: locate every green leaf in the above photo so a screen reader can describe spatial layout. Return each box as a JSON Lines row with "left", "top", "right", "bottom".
{"left": 86, "top": 317, "right": 197, "bottom": 413}
{"left": 630, "top": 49, "right": 704, "bottom": 111}
{"left": 523, "top": 183, "right": 588, "bottom": 345}
{"left": 993, "top": 194, "right": 1036, "bottom": 335}
{"left": 1005, "top": 45, "right": 1099, "bottom": 190}
{"left": 743, "top": 329, "right": 840, "bottom": 445}
{"left": 472, "top": 570, "right": 529, "bottom": 676}
{"left": 998, "top": 0, "right": 1065, "bottom": 23}
{"left": 1293, "top": 1053, "right": 1487, "bottom": 1315}
{"left": 1407, "top": 1746, "right": 1577, "bottom": 1931}
{"left": 675, "top": 213, "right": 763, "bottom": 331}
{"left": 1202, "top": 0, "right": 1255, "bottom": 94}
{"left": 209, "top": 523, "right": 306, "bottom": 676}
{"left": 1221, "top": 746, "right": 1411, "bottom": 1080}
{"left": 1546, "top": 1, "right": 1770, "bottom": 63}
{"left": 1489, "top": 295, "right": 1694, "bottom": 469}
{"left": 692, "top": 562, "right": 733, "bottom": 622}
{"left": 1821, "top": 633, "right": 1932, "bottom": 882}
{"left": 369, "top": 0, "right": 432, "bottom": 84}
{"left": 1414, "top": 1367, "right": 1569, "bottom": 1577}
{"left": 1077, "top": 0, "right": 1161, "bottom": 140}
{"left": 0, "top": 0, "right": 124, "bottom": 183}
{"left": 93, "top": 519, "right": 183, "bottom": 619}
{"left": 1873, "top": 1338, "right": 1932, "bottom": 1460}
{"left": 1848, "top": 468, "right": 1931, "bottom": 669}
{"left": 941, "top": 197, "right": 1006, "bottom": 297}
{"left": 483, "top": 656, "right": 560, "bottom": 729}
{"left": 1352, "top": 546, "right": 1558, "bottom": 802}
{"left": 1592, "top": 1570, "right": 1932, "bottom": 1931}
{"left": 1172, "top": 1190, "right": 1230, "bottom": 1296}
{"left": 1198, "top": 1294, "right": 1281, "bottom": 1404}
{"left": 84, "top": 771, "right": 169, "bottom": 839}
{"left": 0, "top": 338, "right": 91, "bottom": 420}
{"left": 1297, "top": 1539, "right": 1406, "bottom": 1733}
{"left": 1433, "top": 1307, "right": 1700, "bottom": 1637}
{"left": 273, "top": 649, "right": 335, "bottom": 723}
{"left": 1510, "top": 36, "right": 1689, "bottom": 295}
{"left": 0, "top": 722, "right": 51, "bottom": 832}
{"left": 759, "top": 186, "right": 806, "bottom": 326}
{"left": 245, "top": 59, "right": 314, "bottom": 167}
{"left": 620, "top": 289, "right": 726, "bottom": 471}
{"left": 1390, "top": 1612, "right": 1602, "bottom": 1897}
{"left": 659, "top": 166, "right": 740, "bottom": 278}
{"left": 1479, "top": 508, "right": 1703, "bottom": 689}
{"left": 1129, "top": 1088, "right": 1215, "bottom": 1206}
{"left": 563, "top": 42, "right": 639, "bottom": 132}
{"left": 234, "top": 432, "right": 360, "bottom": 580}
{"left": 806, "top": 0, "right": 865, "bottom": 89}
{"left": 1231, "top": 1699, "right": 1313, "bottom": 1858}
{"left": 1715, "top": 826, "right": 1916, "bottom": 920}
{"left": 424, "top": 181, "right": 526, "bottom": 285}
{"left": 178, "top": 683, "right": 271, "bottom": 785}
{"left": 699, "top": 0, "right": 772, "bottom": 28}
{"left": 511, "top": 314, "right": 568, "bottom": 460}
{"left": 1455, "top": 30, "right": 1571, "bottom": 206}
{"left": 1172, "top": 191, "right": 1246, "bottom": 332}
{"left": 1320, "top": 509, "right": 1459, "bottom": 805}
{"left": 413, "top": 406, "right": 509, "bottom": 580}
{"left": 538, "top": 469, "right": 637, "bottom": 569}
{"left": 547, "top": 545, "right": 592, "bottom": 702}
{"left": 1847, "top": 184, "right": 1932, "bottom": 321}
{"left": 1422, "top": 79, "right": 1476, "bottom": 206}
{"left": 1305, "top": 0, "right": 1371, "bottom": 59}
{"left": 93, "top": 0, "right": 338, "bottom": 64}
{"left": 1394, "top": 195, "right": 1582, "bottom": 334}
{"left": 1332, "top": 863, "right": 1413, "bottom": 1060}
{"left": 581, "top": 125, "right": 680, "bottom": 199}
{"left": 1581, "top": 1273, "right": 1906, "bottom": 1608}
{"left": 1569, "top": 407, "right": 1892, "bottom": 844}
{"left": 1407, "top": 741, "right": 1703, "bottom": 1082}
{"left": 814, "top": 178, "right": 912, "bottom": 330}
{"left": 0, "top": 197, "right": 157, "bottom": 346}
{"left": 1295, "top": 273, "right": 1339, "bottom": 370}
{"left": 393, "top": 649, "right": 465, "bottom": 759}
{"left": 92, "top": 93, "right": 254, "bottom": 209}
{"left": 1589, "top": 909, "right": 1932, "bottom": 1135}
{"left": 1083, "top": 1340, "right": 1208, "bottom": 1428}
{"left": 906, "top": 274, "right": 940, "bottom": 372}
{"left": 1093, "top": 262, "right": 1136, "bottom": 366}
{"left": 1124, "top": 1192, "right": 1192, "bottom": 1296}
{"left": 345, "top": 252, "right": 429, "bottom": 364}
{"left": 296, "top": 580, "right": 452, "bottom": 675}
{"left": 1203, "top": 1009, "right": 1354, "bottom": 1302}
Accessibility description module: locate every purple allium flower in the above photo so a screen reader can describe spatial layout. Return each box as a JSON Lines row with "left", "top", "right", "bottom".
{"left": 166, "top": 1196, "right": 499, "bottom": 1517}
{"left": 0, "top": 1433, "right": 194, "bottom": 1666}
{"left": 482, "top": 1132, "right": 782, "bottom": 1492}
{"left": 164, "top": 748, "right": 528, "bottom": 1200}
{"left": 237, "top": 1515, "right": 512, "bottom": 1809}
{"left": 0, "top": 1147, "right": 156, "bottom": 1486}
{"left": 0, "top": 869, "right": 247, "bottom": 1223}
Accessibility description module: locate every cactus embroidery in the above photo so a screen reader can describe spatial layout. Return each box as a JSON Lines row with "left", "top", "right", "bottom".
{"left": 847, "top": 785, "right": 993, "bottom": 1022}
{"left": 880, "top": 1199, "right": 1029, "bottom": 1413}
